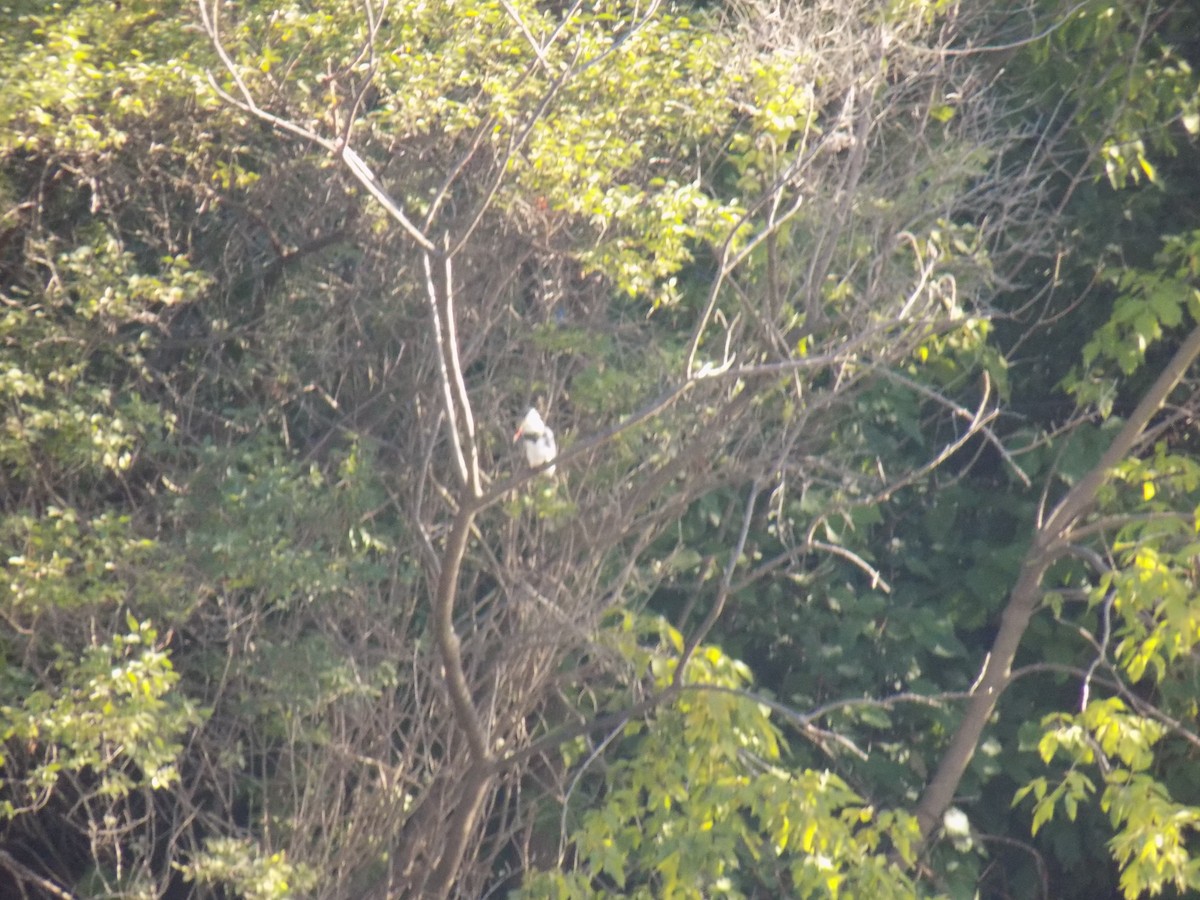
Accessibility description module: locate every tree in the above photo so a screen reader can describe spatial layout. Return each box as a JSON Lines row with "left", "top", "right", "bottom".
{"left": 180, "top": 0, "right": 1089, "bottom": 897}
{"left": 2, "top": 0, "right": 1198, "bottom": 897}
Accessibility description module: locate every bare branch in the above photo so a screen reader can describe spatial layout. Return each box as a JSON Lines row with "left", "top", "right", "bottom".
{"left": 674, "top": 481, "right": 761, "bottom": 686}
{"left": 423, "top": 250, "right": 471, "bottom": 489}
{"left": 440, "top": 249, "right": 482, "bottom": 495}
{"left": 913, "top": 323, "right": 1200, "bottom": 840}
{"left": 808, "top": 539, "right": 892, "bottom": 593}
{"left": 197, "top": 0, "right": 438, "bottom": 253}
{"left": 1064, "top": 510, "right": 1193, "bottom": 542}
{"left": 875, "top": 367, "right": 1032, "bottom": 490}
{"left": 0, "top": 851, "right": 78, "bottom": 900}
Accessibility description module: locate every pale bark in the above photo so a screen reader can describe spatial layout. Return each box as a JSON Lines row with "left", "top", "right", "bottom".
{"left": 914, "top": 324, "right": 1200, "bottom": 840}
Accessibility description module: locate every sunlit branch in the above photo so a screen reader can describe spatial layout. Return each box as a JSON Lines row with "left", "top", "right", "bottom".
{"left": 198, "top": 0, "right": 438, "bottom": 253}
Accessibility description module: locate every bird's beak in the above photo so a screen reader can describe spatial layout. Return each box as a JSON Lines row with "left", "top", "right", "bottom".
{"left": 512, "top": 427, "right": 523, "bottom": 443}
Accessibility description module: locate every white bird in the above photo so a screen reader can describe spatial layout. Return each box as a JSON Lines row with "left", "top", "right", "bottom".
{"left": 513, "top": 407, "right": 557, "bottom": 476}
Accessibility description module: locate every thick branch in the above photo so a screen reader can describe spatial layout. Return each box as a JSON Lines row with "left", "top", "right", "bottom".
{"left": 434, "top": 504, "right": 491, "bottom": 764}
{"left": 913, "top": 323, "right": 1200, "bottom": 840}
{"left": 423, "top": 769, "right": 493, "bottom": 900}
{"left": 1043, "top": 325, "right": 1200, "bottom": 538}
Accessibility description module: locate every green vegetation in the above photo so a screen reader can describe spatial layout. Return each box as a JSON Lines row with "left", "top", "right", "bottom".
{"left": 1, "top": 0, "right": 1199, "bottom": 897}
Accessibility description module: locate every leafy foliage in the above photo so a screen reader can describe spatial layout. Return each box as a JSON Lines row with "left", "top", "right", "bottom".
{"left": 1, "top": 0, "right": 1199, "bottom": 897}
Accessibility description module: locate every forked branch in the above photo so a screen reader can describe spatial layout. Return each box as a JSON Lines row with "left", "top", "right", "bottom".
{"left": 912, "top": 323, "right": 1200, "bottom": 841}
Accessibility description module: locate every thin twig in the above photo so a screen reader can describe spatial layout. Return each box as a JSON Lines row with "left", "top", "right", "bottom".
{"left": 674, "top": 481, "right": 761, "bottom": 686}
{"left": 197, "top": 0, "right": 437, "bottom": 253}
{"left": 808, "top": 539, "right": 891, "bottom": 593}
{"left": 877, "top": 367, "right": 1031, "bottom": 489}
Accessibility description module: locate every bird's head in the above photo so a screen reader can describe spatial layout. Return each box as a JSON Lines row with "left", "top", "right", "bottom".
{"left": 513, "top": 407, "right": 546, "bottom": 442}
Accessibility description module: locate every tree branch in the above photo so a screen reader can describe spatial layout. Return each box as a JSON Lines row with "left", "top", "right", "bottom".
{"left": 674, "top": 481, "right": 761, "bottom": 687}
{"left": 197, "top": 0, "right": 438, "bottom": 254}
{"left": 912, "top": 323, "right": 1200, "bottom": 841}
{"left": 434, "top": 504, "right": 491, "bottom": 764}
{"left": 0, "top": 851, "right": 77, "bottom": 900}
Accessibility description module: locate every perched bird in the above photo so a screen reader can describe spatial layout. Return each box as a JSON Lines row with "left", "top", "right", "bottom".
{"left": 513, "top": 407, "right": 557, "bottom": 476}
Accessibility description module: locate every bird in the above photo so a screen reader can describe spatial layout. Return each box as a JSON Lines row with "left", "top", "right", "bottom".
{"left": 513, "top": 407, "right": 556, "bottom": 476}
